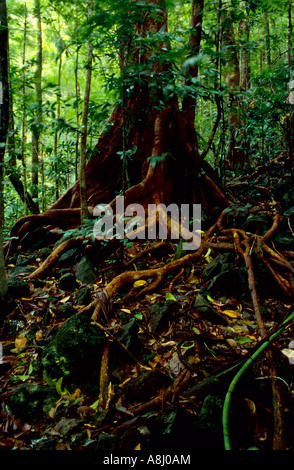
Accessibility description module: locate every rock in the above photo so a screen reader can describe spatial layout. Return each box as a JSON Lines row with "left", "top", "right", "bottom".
{"left": 117, "top": 427, "right": 141, "bottom": 450}
{"left": 203, "top": 252, "right": 234, "bottom": 280}
{"left": 123, "top": 370, "right": 172, "bottom": 404}
{"left": 92, "top": 409, "right": 114, "bottom": 428}
{"left": 33, "top": 436, "right": 58, "bottom": 450}
{"left": 202, "top": 252, "right": 240, "bottom": 297}
{"left": 223, "top": 204, "right": 250, "bottom": 229}
{"left": 9, "top": 265, "right": 35, "bottom": 276}
{"left": 39, "top": 247, "right": 52, "bottom": 259}
{"left": 194, "top": 293, "right": 228, "bottom": 325}
{"left": 54, "top": 417, "right": 83, "bottom": 436}
{"left": 95, "top": 433, "right": 118, "bottom": 452}
{"left": 59, "top": 247, "right": 80, "bottom": 264}
{"left": 74, "top": 286, "right": 93, "bottom": 306}
{"left": 74, "top": 257, "right": 97, "bottom": 284}
{"left": 117, "top": 318, "right": 141, "bottom": 354}
{"left": 174, "top": 239, "right": 189, "bottom": 260}
{"left": 196, "top": 394, "right": 224, "bottom": 450}
{"left": 145, "top": 301, "right": 179, "bottom": 334}
{"left": 7, "top": 277, "right": 30, "bottom": 298}
{"left": 55, "top": 302, "right": 75, "bottom": 318}
{"left": 146, "top": 405, "right": 197, "bottom": 452}
{"left": 194, "top": 293, "right": 212, "bottom": 315}
{"left": 242, "top": 213, "right": 272, "bottom": 235}
{"left": 59, "top": 273, "right": 78, "bottom": 291}
{"left": 7, "top": 383, "right": 58, "bottom": 423}
{"left": 42, "top": 314, "right": 106, "bottom": 387}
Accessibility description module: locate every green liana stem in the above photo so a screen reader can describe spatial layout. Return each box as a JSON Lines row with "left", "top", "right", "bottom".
{"left": 222, "top": 310, "right": 294, "bottom": 451}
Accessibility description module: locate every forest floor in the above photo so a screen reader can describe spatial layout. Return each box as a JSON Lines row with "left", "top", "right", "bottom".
{"left": 0, "top": 154, "right": 294, "bottom": 454}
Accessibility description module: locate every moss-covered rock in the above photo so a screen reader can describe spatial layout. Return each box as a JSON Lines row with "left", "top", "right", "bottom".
{"left": 7, "top": 277, "right": 30, "bottom": 298}
{"left": 42, "top": 314, "right": 106, "bottom": 387}
{"left": 74, "top": 286, "right": 93, "bottom": 306}
{"left": 74, "top": 257, "right": 97, "bottom": 284}
{"left": 58, "top": 273, "right": 78, "bottom": 291}
{"left": 8, "top": 383, "right": 58, "bottom": 422}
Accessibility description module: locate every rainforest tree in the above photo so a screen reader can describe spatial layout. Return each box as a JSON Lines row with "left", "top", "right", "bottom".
{"left": 0, "top": 0, "right": 9, "bottom": 297}
{"left": 10, "top": 0, "right": 229, "bottom": 243}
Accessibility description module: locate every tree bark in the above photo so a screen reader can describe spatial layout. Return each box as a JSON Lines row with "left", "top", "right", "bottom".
{"left": 239, "top": 1, "right": 250, "bottom": 90}
{"left": 31, "top": 0, "right": 43, "bottom": 213}
{"left": 54, "top": 11, "right": 63, "bottom": 202}
{"left": 80, "top": 0, "right": 93, "bottom": 223}
{"left": 222, "top": 1, "right": 245, "bottom": 168}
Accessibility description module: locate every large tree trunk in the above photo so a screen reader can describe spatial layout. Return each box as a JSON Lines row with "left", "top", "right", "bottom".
{"left": 9, "top": 0, "right": 230, "bottom": 246}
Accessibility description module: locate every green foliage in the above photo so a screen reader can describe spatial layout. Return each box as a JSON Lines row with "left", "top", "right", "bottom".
{"left": 2, "top": 0, "right": 294, "bottom": 234}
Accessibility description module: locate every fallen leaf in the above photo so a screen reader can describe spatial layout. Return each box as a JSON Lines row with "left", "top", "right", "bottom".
{"left": 165, "top": 292, "right": 177, "bottom": 302}
{"left": 133, "top": 280, "right": 147, "bottom": 288}
{"left": 59, "top": 295, "right": 71, "bottom": 304}
{"left": 221, "top": 309, "right": 239, "bottom": 319}
{"left": 14, "top": 336, "right": 27, "bottom": 349}
{"left": 35, "top": 331, "right": 43, "bottom": 342}
{"left": 282, "top": 349, "right": 294, "bottom": 360}
{"left": 120, "top": 308, "right": 132, "bottom": 314}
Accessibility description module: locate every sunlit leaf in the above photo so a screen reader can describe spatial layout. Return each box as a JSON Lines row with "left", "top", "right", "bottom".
{"left": 120, "top": 308, "right": 132, "bottom": 314}
{"left": 165, "top": 292, "right": 177, "bottom": 302}
{"left": 281, "top": 349, "right": 294, "bottom": 360}
{"left": 133, "top": 280, "right": 147, "bottom": 288}
{"left": 14, "top": 336, "right": 27, "bottom": 349}
{"left": 222, "top": 309, "right": 239, "bottom": 319}
{"left": 90, "top": 399, "right": 100, "bottom": 410}
{"left": 35, "top": 330, "right": 43, "bottom": 342}
{"left": 60, "top": 295, "right": 71, "bottom": 304}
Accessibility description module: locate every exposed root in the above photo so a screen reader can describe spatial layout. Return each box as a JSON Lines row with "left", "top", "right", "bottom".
{"left": 91, "top": 241, "right": 206, "bottom": 322}
{"left": 26, "top": 237, "right": 84, "bottom": 280}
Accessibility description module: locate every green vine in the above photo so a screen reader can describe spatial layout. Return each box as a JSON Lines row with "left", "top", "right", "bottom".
{"left": 222, "top": 310, "right": 294, "bottom": 450}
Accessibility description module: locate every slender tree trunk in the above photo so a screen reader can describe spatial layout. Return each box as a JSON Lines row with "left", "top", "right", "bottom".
{"left": 80, "top": 0, "right": 93, "bottom": 223}
{"left": 54, "top": 13, "right": 63, "bottom": 201}
{"left": 31, "top": 0, "right": 42, "bottom": 212}
{"left": 181, "top": 0, "right": 204, "bottom": 202}
{"left": 5, "top": 7, "right": 39, "bottom": 216}
{"left": 289, "top": 0, "right": 293, "bottom": 80}
{"left": 222, "top": 1, "right": 244, "bottom": 168}
{"left": 22, "top": 2, "right": 28, "bottom": 214}
{"left": 75, "top": 1, "right": 80, "bottom": 182}
{"left": 239, "top": 1, "right": 250, "bottom": 90}
{"left": 264, "top": 2, "right": 271, "bottom": 68}
{"left": 0, "top": 0, "right": 9, "bottom": 298}
{"left": 288, "top": 0, "right": 294, "bottom": 177}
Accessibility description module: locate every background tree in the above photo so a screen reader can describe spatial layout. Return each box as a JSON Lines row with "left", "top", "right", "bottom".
{"left": 79, "top": 0, "right": 93, "bottom": 223}
{"left": 0, "top": 0, "right": 9, "bottom": 298}
{"left": 31, "top": 0, "right": 43, "bottom": 212}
